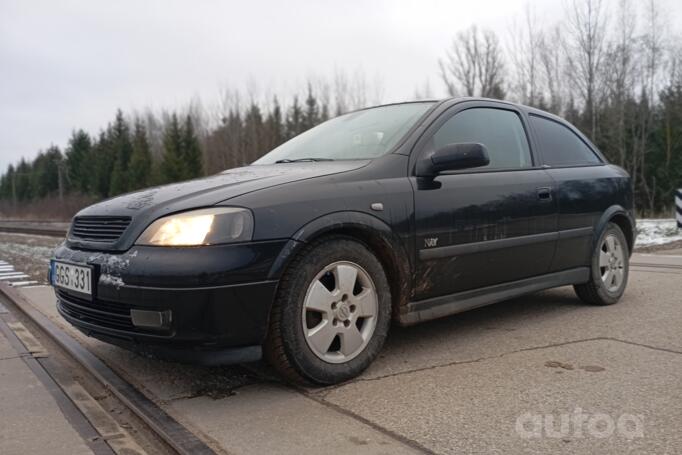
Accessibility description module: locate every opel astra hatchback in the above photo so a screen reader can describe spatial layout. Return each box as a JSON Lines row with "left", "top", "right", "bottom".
{"left": 51, "top": 98, "right": 635, "bottom": 385}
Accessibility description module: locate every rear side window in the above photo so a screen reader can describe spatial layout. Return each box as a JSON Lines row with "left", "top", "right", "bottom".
{"left": 529, "top": 115, "right": 601, "bottom": 166}
{"left": 432, "top": 108, "right": 532, "bottom": 170}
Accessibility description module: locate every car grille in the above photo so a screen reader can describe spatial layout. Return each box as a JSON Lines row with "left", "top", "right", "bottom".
{"left": 56, "top": 289, "right": 136, "bottom": 331}
{"left": 70, "top": 216, "right": 131, "bottom": 243}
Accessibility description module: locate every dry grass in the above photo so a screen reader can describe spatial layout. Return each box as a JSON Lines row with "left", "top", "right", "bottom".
{"left": 0, "top": 194, "right": 96, "bottom": 221}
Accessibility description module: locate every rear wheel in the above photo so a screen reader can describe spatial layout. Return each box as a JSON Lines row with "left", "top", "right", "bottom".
{"left": 265, "top": 237, "right": 391, "bottom": 385}
{"left": 574, "top": 222, "right": 629, "bottom": 305}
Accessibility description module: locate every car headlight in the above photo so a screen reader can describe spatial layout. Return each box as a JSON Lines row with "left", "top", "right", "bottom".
{"left": 136, "top": 207, "right": 253, "bottom": 246}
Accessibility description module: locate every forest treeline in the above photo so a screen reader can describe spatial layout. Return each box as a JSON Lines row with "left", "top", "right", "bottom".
{"left": 1, "top": 0, "right": 681, "bottom": 217}
{"left": 0, "top": 84, "right": 336, "bottom": 210}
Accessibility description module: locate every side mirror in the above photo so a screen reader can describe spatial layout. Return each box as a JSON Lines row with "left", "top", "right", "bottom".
{"left": 416, "top": 142, "right": 490, "bottom": 177}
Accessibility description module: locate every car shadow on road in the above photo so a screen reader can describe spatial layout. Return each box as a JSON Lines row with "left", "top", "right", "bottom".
{"left": 387, "top": 287, "right": 585, "bottom": 344}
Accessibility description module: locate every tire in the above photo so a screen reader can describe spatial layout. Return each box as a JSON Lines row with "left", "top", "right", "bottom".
{"left": 574, "top": 222, "right": 629, "bottom": 305}
{"left": 264, "top": 236, "right": 391, "bottom": 385}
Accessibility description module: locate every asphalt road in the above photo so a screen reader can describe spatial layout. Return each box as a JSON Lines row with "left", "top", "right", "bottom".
{"left": 4, "top": 250, "right": 682, "bottom": 454}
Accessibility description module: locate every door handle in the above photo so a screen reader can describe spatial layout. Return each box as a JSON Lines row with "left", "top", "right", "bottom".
{"left": 537, "top": 187, "right": 552, "bottom": 201}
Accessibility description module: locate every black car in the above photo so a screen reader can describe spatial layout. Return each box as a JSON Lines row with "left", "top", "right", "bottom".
{"left": 51, "top": 98, "right": 635, "bottom": 385}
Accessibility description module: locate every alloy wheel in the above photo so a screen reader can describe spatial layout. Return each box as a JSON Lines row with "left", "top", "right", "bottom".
{"left": 301, "top": 261, "right": 378, "bottom": 363}
{"left": 599, "top": 233, "right": 625, "bottom": 292}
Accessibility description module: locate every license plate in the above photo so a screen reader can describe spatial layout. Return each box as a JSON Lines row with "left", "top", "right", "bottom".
{"left": 51, "top": 260, "right": 92, "bottom": 297}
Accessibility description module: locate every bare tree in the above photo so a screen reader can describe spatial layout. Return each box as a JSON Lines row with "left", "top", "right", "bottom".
{"left": 333, "top": 68, "right": 351, "bottom": 115}
{"left": 440, "top": 26, "right": 479, "bottom": 96}
{"left": 330, "top": 68, "right": 384, "bottom": 113}
{"left": 478, "top": 30, "right": 506, "bottom": 98}
{"left": 538, "top": 25, "right": 566, "bottom": 114}
{"left": 439, "top": 25, "right": 505, "bottom": 98}
{"left": 564, "top": 0, "right": 608, "bottom": 139}
{"left": 636, "top": 0, "right": 666, "bottom": 212}
{"left": 507, "top": 4, "right": 542, "bottom": 105}
{"left": 604, "top": 0, "right": 637, "bottom": 167}
{"left": 348, "top": 68, "right": 368, "bottom": 110}
{"left": 368, "top": 71, "right": 386, "bottom": 107}
{"left": 641, "top": 0, "right": 665, "bottom": 104}
{"left": 414, "top": 78, "right": 434, "bottom": 100}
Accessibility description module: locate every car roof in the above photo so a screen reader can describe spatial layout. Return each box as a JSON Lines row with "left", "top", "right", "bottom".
{"left": 361, "top": 97, "right": 565, "bottom": 122}
{"left": 363, "top": 97, "right": 604, "bottom": 160}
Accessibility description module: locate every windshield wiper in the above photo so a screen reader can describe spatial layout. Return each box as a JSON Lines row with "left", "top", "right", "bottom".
{"left": 275, "top": 158, "right": 335, "bottom": 163}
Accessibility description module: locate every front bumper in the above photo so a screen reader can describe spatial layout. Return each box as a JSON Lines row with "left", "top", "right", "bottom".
{"left": 52, "top": 240, "right": 289, "bottom": 364}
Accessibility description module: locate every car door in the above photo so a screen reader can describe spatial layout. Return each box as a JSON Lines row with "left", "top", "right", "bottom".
{"left": 411, "top": 101, "right": 558, "bottom": 300}
{"left": 527, "top": 114, "right": 610, "bottom": 271}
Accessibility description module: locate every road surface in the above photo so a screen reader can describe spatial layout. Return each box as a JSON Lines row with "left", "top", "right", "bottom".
{"left": 0, "top": 244, "right": 680, "bottom": 454}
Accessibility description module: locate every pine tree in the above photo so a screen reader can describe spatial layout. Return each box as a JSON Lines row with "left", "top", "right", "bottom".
{"left": 161, "top": 113, "right": 185, "bottom": 183}
{"left": 44, "top": 146, "right": 63, "bottom": 198}
{"left": 225, "top": 109, "right": 243, "bottom": 167}
{"left": 320, "top": 102, "right": 330, "bottom": 122}
{"left": 182, "top": 115, "right": 203, "bottom": 178}
{"left": 243, "top": 103, "right": 264, "bottom": 163}
{"left": 91, "top": 129, "right": 116, "bottom": 198}
{"left": 264, "top": 97, "right": 285, "bottom": 152}
{"left": 15, "top": 159, "right": 32, "bottom": 201}
{"left": 0, "top": 165, "right": 12, "bottom": 200}
{"left": 128, "top": 120, "right": 152, "bottom": 190}
{"left": 109, "top": 155, "right": 126, "bottom": 195}
{"left": 286, "top": 97, "right": 305, "bottom": 139}
{"left": 109, "top": 110, "right": 133, "bottom": 195}
{"left": 30, "top": 152, "right": 48, "bottom": 199}
{"left": 303, "top": 83, "right": 320, "bottom": 131}
{"left": 65, "top": 130, "right": 92, "bottom": 194}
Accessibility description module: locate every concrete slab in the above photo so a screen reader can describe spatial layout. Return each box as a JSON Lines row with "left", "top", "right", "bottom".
{"left": 352, "top": 270, "right": 681, "bottom": 381}
{"left": 0, "top": 330, "right": 93, "bottom": 455}
{"left": 171, "top": 384, "right": 421, "bottom": 455}
{"left": 0, "top": 327, "right": 18, "bottom": 359}
{"left": 321, "top": 340, "right": 682, "bottom": 454}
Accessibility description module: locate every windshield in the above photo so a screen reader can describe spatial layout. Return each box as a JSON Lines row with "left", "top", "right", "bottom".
{"left": 254, "top": 102, "right": 435, "bottom": 164}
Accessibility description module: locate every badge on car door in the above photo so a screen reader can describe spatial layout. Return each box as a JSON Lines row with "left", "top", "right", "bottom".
{"left": 424, "top": 237, "right": 439, "bottom": 248}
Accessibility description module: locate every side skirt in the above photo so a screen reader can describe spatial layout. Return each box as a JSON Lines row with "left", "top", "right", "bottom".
{"left": 398, "top": 267, "right": 590, "bottom": 326}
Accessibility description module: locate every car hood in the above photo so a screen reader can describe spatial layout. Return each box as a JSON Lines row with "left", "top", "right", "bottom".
{"left": 69, "top": 161, "right": 368, "bottom": 250}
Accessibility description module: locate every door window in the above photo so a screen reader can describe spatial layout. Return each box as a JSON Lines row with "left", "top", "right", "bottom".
{"left": 432, "top": 108, "right": 532, "bottom": 170}
{"left": 529, "top": 115, "right": 601, "bottom": 166}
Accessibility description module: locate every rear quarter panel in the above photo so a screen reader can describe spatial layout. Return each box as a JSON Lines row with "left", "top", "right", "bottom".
{"left": 547, "top": 164, "right": 632, "bottom": 271}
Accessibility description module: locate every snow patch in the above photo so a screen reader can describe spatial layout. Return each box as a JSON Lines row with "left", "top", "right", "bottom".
{"left": 0, "top": 242, "right": 57, "bottom": 263}
{"left": 635, "top": 219, "right": 682, "bottom": 247}
{"left": 99, "top": 273, "right": 125, "bottom": 289}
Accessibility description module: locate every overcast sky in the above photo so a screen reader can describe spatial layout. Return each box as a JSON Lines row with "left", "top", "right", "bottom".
{"left": 1, "top": 0, "right": 680, "bottom": 172}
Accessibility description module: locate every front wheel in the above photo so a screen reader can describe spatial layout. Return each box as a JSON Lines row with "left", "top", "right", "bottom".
{"left": 574, "top": 222, "right": 629, "bottom": 305}
{"left": 264, "top": 237, "right": 391, "bottom": 385}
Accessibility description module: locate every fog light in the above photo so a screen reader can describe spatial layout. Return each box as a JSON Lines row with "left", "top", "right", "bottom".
{"left": 130, "top": 309, "right": 172, "bottom": 330}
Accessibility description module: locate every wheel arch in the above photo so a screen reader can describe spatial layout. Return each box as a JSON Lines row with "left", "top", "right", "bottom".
{"left": 595, "top": 205, "right": 636, "bottom": 256}
{"left": 267, "top": 211, "right": 412, "bottom": 318}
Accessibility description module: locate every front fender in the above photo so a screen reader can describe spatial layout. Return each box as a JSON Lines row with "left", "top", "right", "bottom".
{"left": 266, "top": 211, "right": 413, "bottom": 308}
